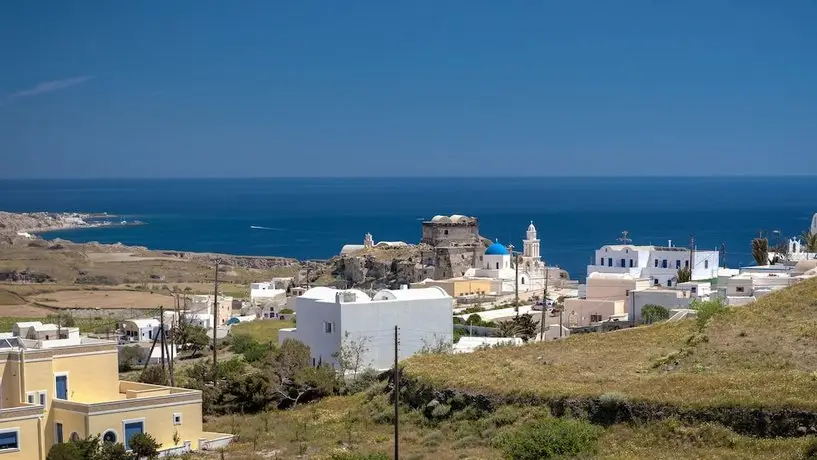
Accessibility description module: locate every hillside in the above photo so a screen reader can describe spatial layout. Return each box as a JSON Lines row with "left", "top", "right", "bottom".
{"left": 405, "top": 277, "right": 817, "bottom": 417}
{"left": 207, "top": 278, "right": 817, "bottom": 459}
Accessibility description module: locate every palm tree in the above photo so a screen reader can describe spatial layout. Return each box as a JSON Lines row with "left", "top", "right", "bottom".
{"left": 802, "top": 231, "right": 817, "bottom": 253}
{"left": 751, "top": 237, "right": 769, "bottom": 266}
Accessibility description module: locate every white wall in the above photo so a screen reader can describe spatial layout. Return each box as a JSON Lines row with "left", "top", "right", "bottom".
{"left": 340, "top": 296, "right": 453, "bottom": 370}
{"left": 291, "top": 289, "right": 453, "bottom": 370}
{"left": 292, "top": 296, "right": 343, "bottom": 367}
{"left": 629, "top": 290, "right": 692, "bottom": 322}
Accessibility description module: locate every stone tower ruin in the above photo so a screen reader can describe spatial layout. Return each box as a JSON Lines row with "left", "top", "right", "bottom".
{"left": 421, "top": 215, "right": 483, "bottom": 279}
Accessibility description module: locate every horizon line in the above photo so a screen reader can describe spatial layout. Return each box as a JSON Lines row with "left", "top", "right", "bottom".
{"left": 2, "top": 174, "right": 817, "bottom": 181}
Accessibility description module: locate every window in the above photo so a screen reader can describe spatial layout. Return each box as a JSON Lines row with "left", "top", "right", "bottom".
{"left": 39, "top": 391, "right": 46, "bottom": 406}
{"left": 27, "top": 393, "right": 35, "bottom": 404}
{"left": 685, "top": 260, "right": 689, "bottom": 268}
{"left": 704, "top": 260, "right": 709, "bottom": 269}
{"left": 629, "top": 259, "right": 634, "bottom": 268}
{"left": 607, "top": 258, "right": 612, "bottom": 267}
{"left": 654, "top": 279, "right": 659, "bottom": 286}
{"left": 675, "top": 260, "right": 681, "bottom": 269}
{"left": 323, "top": 322, "right": 333, "bottom": 334}
{"left": 590, "top": 314, "right": 603, "bottom": 323}
{"left": 0, "top": 429, "right": 19, "bottom": 451}
{"left": 103, "top": 430, "right": 117, "bottom": 444}
{"left": 736, "top": 286, "right": 745, "bottom": 293}
{"left": 620, "top": 258, "right": 626, "bottom": 268}
{"left": 173, "top": 413, "right": 182, "bottom": 425}
{"left": 654, "top": 259, "right": 659, "bottom": 268}
{"left": 495, "top": 262, "right": 499, "bottom": 269}
{"left": 70, "top": 433, "right": 80, "bottom": 442}
{"left": 56, "top": 423, "right": 64, "bottom": 444}
{"left": 55, "top": 374, "right": 68, "bottom": 400}
{"left": 667, "top": 280, "right": 672, "bottom": 287}
{"left": 520, "top": 277, "right": 525, "bottom": 285}
{"left": 123, "top": 421, "right": 144, "bottom": 451}
{"left": 599, "top": 258, "right": 603, "bottom": 265}
{"left": 444, "top": 230, "right": 448, "bottom": 235}
{"left": 691, "top": 287, "right": 697, "bottom": 293}
{"left": 662, "top": 259, "right": 668, "bottom": 268}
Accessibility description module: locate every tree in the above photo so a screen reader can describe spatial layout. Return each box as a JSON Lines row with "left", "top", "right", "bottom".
{"left": 332, "top": 331, "right": 371, "bottom": 379}
{"left": 265, "top": 339, "right": 338, "bottom": 408}
{"left": 129, "top": 432, "right": 160, "bottom": 460}
{"left": 676, "top": 266, "right": 692, "bottom": 283}
{"left": 802, "top": 231, "right": 817, "bottom": 253}
{"left": 139, "top": 365, "right": 169, "bottom": 386}
{"left": 186, "top": 325, "right": 211, "bottom": 357}
{"left": 752, "top": 237, "right": 769, "bottom": 266}
{"left": 497, "top": 313, "right": 538, "bottom": 342}
{"left": 640, "top": 304, "right": 670, "bottom": 324}
{"left": 231, "top": 334, "right": 269, "bottom": 363}
{"left": 119, "top": 345, "right": 143, "bottom": 372}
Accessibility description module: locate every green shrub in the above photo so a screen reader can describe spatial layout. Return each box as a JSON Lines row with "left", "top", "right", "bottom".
{"left": 641, "top": 304, "right": 670, "bottom": 324}
{"left": 493, "top": 417, "right": 600, "bottom": 460}
{"left": 330, "top": 452, "right": 390, "bottom": 460}
{"left": 691, "top": 298, "right": 727, "bottom": 329}
{"left": 129, "top": 432, "right": 160, "bottom": 459}
{"left": 280, "top": 308, "right": 294, "bottom": 314}
{"left": 343, "top": 368, "right": 381, "bottom": 395}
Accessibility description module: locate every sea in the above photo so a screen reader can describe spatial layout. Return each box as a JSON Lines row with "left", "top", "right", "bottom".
{"left": 1, "top": 177, "right": 814, "bottom": 281}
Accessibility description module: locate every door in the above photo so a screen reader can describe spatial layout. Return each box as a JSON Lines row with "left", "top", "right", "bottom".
{"left": 56, "top": 423, "right": 64, "bottom": 444}
{"left": 124, "top": 421, "right": 144, "bottom": 450}
{"left": 55, "top": 375, "right": 68, "bottom": 400}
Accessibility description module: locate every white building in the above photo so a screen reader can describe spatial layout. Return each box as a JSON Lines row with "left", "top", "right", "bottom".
{"left": 187, "top": 294, "right": 233, "bottom": 326}
{"left": 587, "top": 240, "right": 719, "bottom": 287}
{"left": 460, "top": 222, "right": 557, "bottom": 295}
{"left": 340, "top": 232, "right": 409, "bottom": 255}
{"left": 9, "top": 322, "right": 81, "bottom": 348}
{"left": 120, "top": 319, "right": 169, "bottom": 343}
{"left": 250, "top": 282, "right": 286, "bottom": 303}
{"left": 279, "top": 286, "right": 453, "bottom": 370}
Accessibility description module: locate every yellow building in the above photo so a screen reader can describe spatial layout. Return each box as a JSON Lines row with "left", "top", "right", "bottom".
{"left": 411, "top": 278, "right": 495, "bottom": 298}
{"left": 564, "top": 273, "right": 651, "bottom": 326}
{"left": 0, "top": 333, "right": 232, "bottom": 459}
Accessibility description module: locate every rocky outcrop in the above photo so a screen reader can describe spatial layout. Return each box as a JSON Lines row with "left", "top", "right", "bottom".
{"left": 332, "top": 251, "right": 428, "bottom": 289}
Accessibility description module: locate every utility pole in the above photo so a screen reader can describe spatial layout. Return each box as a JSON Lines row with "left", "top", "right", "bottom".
{"left": 540, "top": 263, "right": 550, "bottom": 340}
{"left": 159, "top": 306, "right": 166, "bottom": 372}
{"left": 720, "top": 243, "right": 727, "bottom": 268}
{"left": 212, "top": 259, "right": 220, "bottom": 384}
{"left": 393, "top": 325, "right": 400, "bottom": 460}
{"left": 509, "top": 244, "right": 519, "bottom": 308}
{"left": 689, "top": 234, "right": 695, "bottom": 272}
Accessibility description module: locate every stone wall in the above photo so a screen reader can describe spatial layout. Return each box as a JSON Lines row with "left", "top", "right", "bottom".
{"left": 421, "top": 220, "right": 480, "bottom": 246}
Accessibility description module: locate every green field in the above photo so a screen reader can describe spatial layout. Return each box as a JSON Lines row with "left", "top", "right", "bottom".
{"left": 230, "top": 318, "right": 296, "bottom": 344}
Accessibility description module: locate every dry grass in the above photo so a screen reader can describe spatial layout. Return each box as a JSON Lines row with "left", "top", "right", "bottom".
{"left": 32, "top": 289, "right": 175, "bottom": 309}
{"left": 203, "top": 395, "right": 813, "bottom": 460}
{"left": 404, "top": 277, "right": 817, "bottom": 410}
{"left": 0, "top": 304, "right": 54, "bottom": 317}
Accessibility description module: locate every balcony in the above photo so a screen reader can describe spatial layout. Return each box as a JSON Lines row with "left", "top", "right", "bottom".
{"left": 50, "top": 381, "right": 200, "bottom": 414}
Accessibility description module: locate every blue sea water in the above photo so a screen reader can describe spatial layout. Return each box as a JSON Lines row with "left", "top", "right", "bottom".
{"left": 0, "top": 177, "right": 814, "bottom": 280}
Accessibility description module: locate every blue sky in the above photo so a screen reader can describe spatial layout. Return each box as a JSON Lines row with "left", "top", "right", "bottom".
{"left": 1, "top": 1, "right": 815, "bottom": 178}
